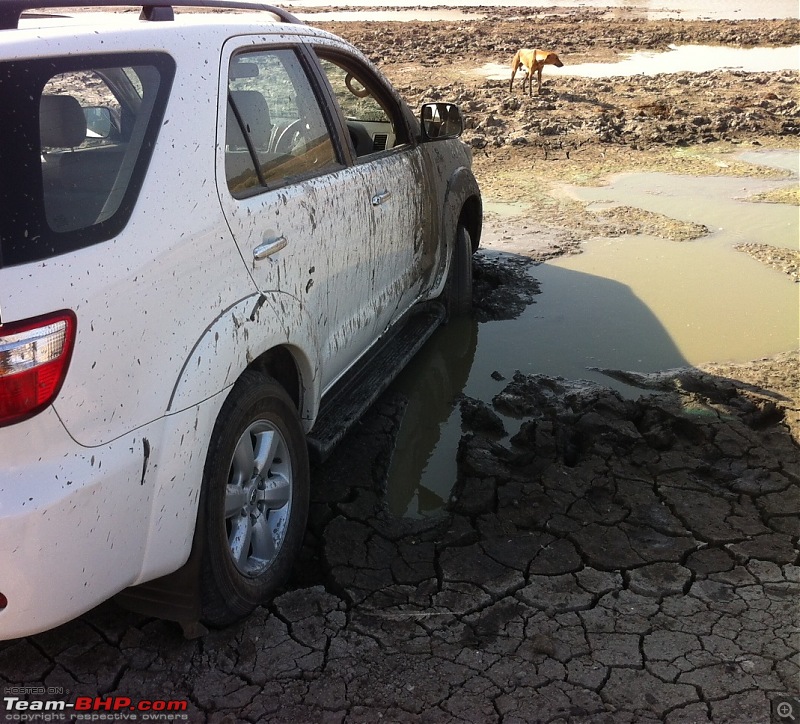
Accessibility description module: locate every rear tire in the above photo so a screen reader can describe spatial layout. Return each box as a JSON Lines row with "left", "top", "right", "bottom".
{"left": 444, "top": 225, "right": 473, "bottom": 319}
{"left": 199, "top": 371, "right": 309, "bottom": 627}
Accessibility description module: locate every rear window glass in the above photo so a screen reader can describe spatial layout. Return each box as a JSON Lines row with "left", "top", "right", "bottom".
{"left": 0, "top": 53, "right": 174, "bottom": 268}
{"left": 226, "top": 48, "right": 340, "bottom": 197}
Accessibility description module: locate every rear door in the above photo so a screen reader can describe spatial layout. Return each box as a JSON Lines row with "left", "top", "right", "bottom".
{"left": 217, "top": 42, "right": 385, "bottom": 391}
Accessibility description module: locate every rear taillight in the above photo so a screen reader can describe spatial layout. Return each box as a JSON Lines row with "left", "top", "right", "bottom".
{"left": 0, "top": 310, "right": 76, "bottom": 427}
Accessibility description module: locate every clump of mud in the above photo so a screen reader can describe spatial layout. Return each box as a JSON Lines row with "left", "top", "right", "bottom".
{"left": 735, "top": 243, "right": 800, "bottom": 282}
{"left": 452, "top": 365, "right": 798, "bottom": 523}
{"left": 471, "top": 252, "right": 541, "bottom": 322}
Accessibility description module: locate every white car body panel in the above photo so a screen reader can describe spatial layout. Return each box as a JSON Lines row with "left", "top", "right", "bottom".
{"left": 166, "top": 294, "right": 320, "bottom": 423}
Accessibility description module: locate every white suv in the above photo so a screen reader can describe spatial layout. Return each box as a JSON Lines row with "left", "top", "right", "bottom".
{"left": 0, "top": 0, "right": 481, "bottom": 638}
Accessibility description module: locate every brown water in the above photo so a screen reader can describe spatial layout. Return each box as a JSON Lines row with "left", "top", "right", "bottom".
{"left": 478, "top": 45, "right": 800, "bottom": 80}
{"left": 385, "top": 149, "right": 799, "bottom": 518}
{"left": 550, "top": 151, "right": 799, "bottom": 363}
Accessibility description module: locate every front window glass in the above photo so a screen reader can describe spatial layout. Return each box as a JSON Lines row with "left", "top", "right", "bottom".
{"left": 318, "top": 56, "right": 407, "bottom": 158}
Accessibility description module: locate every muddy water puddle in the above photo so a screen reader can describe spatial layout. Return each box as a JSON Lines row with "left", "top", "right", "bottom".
{"left": 478, "top": 44, "right": 800, "bottom": 80}
{"left": 385, "top": 150, "right": 799, "bottom": 518}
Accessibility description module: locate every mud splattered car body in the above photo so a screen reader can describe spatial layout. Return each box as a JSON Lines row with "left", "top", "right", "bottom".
{"left": 0, "top": 0, "right": 481, "bottom": 638}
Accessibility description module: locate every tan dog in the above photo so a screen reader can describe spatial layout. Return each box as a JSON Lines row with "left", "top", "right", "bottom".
{"left": 510, "top": 48, "right": 564, "bottom": 95}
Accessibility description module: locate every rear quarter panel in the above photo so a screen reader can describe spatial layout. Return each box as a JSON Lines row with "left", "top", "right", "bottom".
{"left": 0, "top": 29, "right": 254, "bottom": 447}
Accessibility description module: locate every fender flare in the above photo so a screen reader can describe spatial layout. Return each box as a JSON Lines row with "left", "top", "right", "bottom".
{"left": 167, "top": 291, "right": 319, "bottom": 423}
{"left": 131, "top": 292, "right": 319, "bottom": 588}
{"left": 432, "top": 165, "right": 482, "bottom": 295}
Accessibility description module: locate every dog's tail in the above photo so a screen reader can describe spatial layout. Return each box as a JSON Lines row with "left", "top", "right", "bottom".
{"left": 509, "top": 49, "right": 521, "bottom": 92}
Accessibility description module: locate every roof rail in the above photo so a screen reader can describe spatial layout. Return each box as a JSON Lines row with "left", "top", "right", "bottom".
{"left": 0, "top": 0, "right": 303, "bottom": 30}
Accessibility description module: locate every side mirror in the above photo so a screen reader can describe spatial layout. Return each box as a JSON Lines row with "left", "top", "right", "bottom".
{"left": 420, "top": 102, "right": 463, "bottom": 140}
{"left": 83, "top": 106, "right": 112, "bottom": 138}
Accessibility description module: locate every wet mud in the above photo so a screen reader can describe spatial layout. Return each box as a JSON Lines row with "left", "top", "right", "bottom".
{"left": 2, "top": 252, "right": 795, "bottom": 722}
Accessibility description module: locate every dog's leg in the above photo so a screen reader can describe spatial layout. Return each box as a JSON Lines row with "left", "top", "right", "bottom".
{"left": 510, "top": 51, "right": 521, "bottom": 92}
{"left": 537, "top": 66, "right": 543, "bottom": 93}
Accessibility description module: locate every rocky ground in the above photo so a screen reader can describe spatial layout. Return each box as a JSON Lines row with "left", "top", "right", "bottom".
{"left": 1, "top": 10, "right": 798, "bottom": 724}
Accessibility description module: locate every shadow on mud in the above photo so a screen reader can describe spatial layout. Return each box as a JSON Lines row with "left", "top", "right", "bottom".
{"left": 290, "top": 250, "right": 798, "bottom": 675}
{"left": 296, "top": 247, "right": 797, "bottom": 607}
{"left": 372, "top": 250, "right": 695, "bottom": 521}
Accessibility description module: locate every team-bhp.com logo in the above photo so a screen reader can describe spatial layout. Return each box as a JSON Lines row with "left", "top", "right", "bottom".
{"left": 3, "top": 688, "right": 189, "bottom": 721}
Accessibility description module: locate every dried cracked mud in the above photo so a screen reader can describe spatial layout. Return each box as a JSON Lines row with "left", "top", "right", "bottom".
{"left": 1, "top": 8, "right": 798, "bottom": 724}
{"left": 1, "top": 339, "right": 797, "bottom": 723}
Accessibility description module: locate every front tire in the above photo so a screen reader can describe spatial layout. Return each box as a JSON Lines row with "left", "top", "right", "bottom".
{"left": 199, "top": 371, "right": 309, "bottom": 627}
{"left": 444, "top": 225, "right": 474, "bottom": 318}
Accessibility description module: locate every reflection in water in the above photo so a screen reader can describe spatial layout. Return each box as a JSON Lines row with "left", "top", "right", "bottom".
{"left": 385, "top": 150, "right": 798, "bottom": 519}
{"left": 386, "top": 317, "right": 478, "bottom": 518}
{"left": 478, "top": 45, "right": 800, "bottom": 80}
{"left": 387, "top": 263, "right": 689, "bottom": 519}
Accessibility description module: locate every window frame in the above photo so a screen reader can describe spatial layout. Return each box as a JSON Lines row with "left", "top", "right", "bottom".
{"left": 309, "top": 45, "right": 418, "bottom": 165}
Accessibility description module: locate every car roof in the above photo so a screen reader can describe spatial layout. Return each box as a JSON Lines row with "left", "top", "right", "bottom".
{"left": 2, "top": 1, "right": 350, "bottom": 54}
{"left": 1, "top": 0, "right": 304, "bottom": 30}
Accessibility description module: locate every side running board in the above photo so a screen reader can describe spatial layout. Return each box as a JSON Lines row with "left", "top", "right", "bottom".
{"left": 307, "top": 303, "right": 446, "bottom": 462}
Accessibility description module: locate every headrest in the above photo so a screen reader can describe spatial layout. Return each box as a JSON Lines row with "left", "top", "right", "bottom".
{"left": 228, "top": 90, "right": 272, "bottom": 150}
{"left": 39, "top": 94, "right": 87, "bottom": 148}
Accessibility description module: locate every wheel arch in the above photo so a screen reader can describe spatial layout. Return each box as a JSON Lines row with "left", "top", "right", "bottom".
{"left": 429, "top": 166, "right": 482, "bottom": 297}
{"left": 247, "top": 345, "right": 300, "bottom": 406}
{"left": 458, "top": 190, "right": 483, "bottom": 253}
{"left": 118, "top": 295, "right": 319, "bottom": 624}
{"left": 442, "top": 166, "right": 482, "bottom": 261}
{"left": 167, "top": 292, "right": 320, "bottom": 426}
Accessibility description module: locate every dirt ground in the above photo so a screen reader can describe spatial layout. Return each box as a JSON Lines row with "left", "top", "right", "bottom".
{"left": 318, "top": 13, "right": 800, "bottom": 279}
{"left": 1, "top": 10, "right": 798, "bottom": 724}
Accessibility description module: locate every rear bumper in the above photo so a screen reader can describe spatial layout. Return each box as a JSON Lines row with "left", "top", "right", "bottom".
{"left": 0, "top": 402, "right": 212, "bottom": 640}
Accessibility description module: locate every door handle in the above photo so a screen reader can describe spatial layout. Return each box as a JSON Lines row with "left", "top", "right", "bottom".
{"left": 371, "top": 190, "right": 392, "bottom": 206}
{"left": 253, "top": 235, "right": 287, "bottom": 261}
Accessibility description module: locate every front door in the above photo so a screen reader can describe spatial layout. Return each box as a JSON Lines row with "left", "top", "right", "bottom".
{"left": 315, "top": 52, "right": 438, "bottom": 336}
